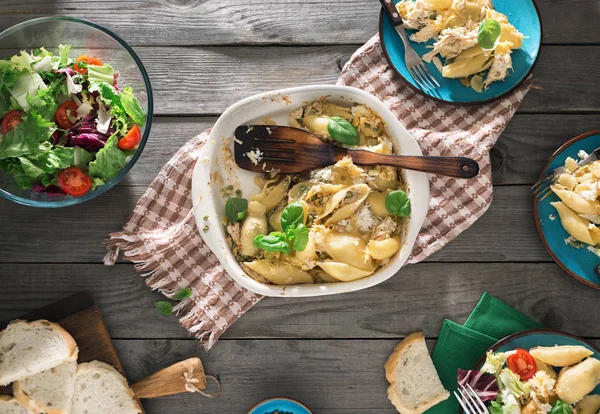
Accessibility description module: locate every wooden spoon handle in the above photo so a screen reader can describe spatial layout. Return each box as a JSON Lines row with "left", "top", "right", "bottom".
{"left": 131, "top": 358, "right": 207, "bottom": 399}
{"left": 349, "top": 151, "right": 480, "bottom": 178}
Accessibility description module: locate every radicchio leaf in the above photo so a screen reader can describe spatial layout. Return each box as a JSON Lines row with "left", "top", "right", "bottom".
{"left": 457, "top": 369, "right": 498, "bottom": 402}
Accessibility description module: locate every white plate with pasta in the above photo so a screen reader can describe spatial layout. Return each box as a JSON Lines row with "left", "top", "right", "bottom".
{"left": 191, "top": 85, "right": 429, "bottom": 297}
{"left": 535, "top": 130, "right": 600, "bottom": 290}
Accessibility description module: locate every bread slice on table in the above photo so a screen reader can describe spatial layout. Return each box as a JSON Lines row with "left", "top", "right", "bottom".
{"left": 385, "top": 332, "right": 450, "bottom": 414}
{"left": 72, "top": 361, "right": 142, "bottom": 414}
{"left": 13, "top": 360, "right": 77, "bottom": 414}
{"left": 0, "top": 396, "right": 34, "bottom": 414}
{"left": 0, "top": 320, "right": 78, "bottom": 386}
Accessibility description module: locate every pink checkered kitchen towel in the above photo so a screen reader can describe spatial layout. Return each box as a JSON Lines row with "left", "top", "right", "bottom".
{"left": 105, "top": 34, "right": 532, "bottom": 350}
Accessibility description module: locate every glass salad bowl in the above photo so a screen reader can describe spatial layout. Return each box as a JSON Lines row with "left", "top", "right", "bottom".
{"left": 0, "top": 17, "right": 153, "bottom": 207}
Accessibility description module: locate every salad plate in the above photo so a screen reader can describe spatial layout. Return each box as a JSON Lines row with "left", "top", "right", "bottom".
{"left": 534, "top": 131, "right": 600, "bottom": 290}
{"left": 247, "top": 397, "right": 312, "bottom": 414}
{"left": 379, "top": 0, "right": 542, "bottom": 104}
{"left": 467, "top": 329, "right": 600, "bottom": 413}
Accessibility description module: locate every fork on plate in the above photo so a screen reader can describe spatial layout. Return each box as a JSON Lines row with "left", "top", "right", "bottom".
{"left": 532, "top": 147, "right": 600, "bottom": 200}
{"left": 378, "top": 0, "right": 440, "bottom": 92}
{"left": 454, "top": 383, "right": 488, "bottom": 414}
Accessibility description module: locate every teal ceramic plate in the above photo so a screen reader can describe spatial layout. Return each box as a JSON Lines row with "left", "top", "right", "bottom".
{"left": 247, "top": 398, "right": 312, "bottom": 414}
{"left": 379, "top": 0, "right": 542, "bottom": 104}
{"left": 534, "top": 131, "right": 600, "bottom": 290}
{"left": 476, "top": 329, "right": 600, "bottom": 389}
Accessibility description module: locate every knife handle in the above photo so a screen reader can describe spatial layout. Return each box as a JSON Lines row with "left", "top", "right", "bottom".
{"left": 378, "top": 0, "right": 402, "bottom": 26}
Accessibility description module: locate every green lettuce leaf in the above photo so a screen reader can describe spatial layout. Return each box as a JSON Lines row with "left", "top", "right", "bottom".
{"left": 498, "top": 368, "right": 530, "bottom": 400}
{"left": 87, "top": 64, "right": 114, "bottom": 88}
{"left": 480, "top": 351, "right": 508, "bottom": 375}
{"left": 93, "top": 82, "right": 130, "bottom": 135}
{"left": 88, "top": 134, "right": 127, "bottom": 181}
{"left": 119, "top": 86, "right": 145, "bottom": 126}
{"left": 0, "top": 112, "right": 56, "bottom": 159}
{"left": 58, "top": 44, "right": 72, "bottom": 67}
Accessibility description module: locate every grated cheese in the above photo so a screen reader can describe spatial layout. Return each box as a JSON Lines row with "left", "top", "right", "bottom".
{"left": 245, "top": 148, "right": 263, "bottom": 165}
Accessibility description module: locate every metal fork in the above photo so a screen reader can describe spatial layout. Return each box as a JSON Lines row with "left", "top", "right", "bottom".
{"left": 532, "top": 147, "right": 600, "bottom": 200}
{"left": 454, "top": 383, "right": 488, "bottom": 414}
{"left": 378, "top": 0, "right": 440, "bottom": 91}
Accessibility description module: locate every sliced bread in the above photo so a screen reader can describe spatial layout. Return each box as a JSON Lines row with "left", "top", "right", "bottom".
{"left": 13, "top": 360, "right": 77, "bottom": 414}
{"left": 0, "top": 320, "right": 78, "bottom": 386}
{"left": 385, "top": 332, "right": 449, "bottom": 414}
{"left": 0, "top": 396, "right": 34, "bottom": 414}
{"left": 72, "top": 361, "right": 142, "bottom": 414}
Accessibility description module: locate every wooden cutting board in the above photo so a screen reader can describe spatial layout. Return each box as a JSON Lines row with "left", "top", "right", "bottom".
{"left": 0, "top": 291, "right": 143, "bottom": 409}
{"left": 0, "top": 291, "right": 213, "bottom": 409}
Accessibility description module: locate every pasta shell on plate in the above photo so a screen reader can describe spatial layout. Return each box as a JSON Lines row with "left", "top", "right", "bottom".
{"left": 551, "top": 184, "right": 600, "bottom": 215}
{"left": 239, "top": 201, "right": 268, "bottom": 257}
{"left": 319, "top": 184, "right": 371, "bottom": 225}
{"left": 367, "top": 237, "right": 402, "bottom": 260}
{"left": 532, "top": 357, "right": 557, "bottom": 380}
{"left": 323, "top": 232, "right": 376, "bottom": 271}
{"left": 556, "top": 358, "right": 600, "bottom": 404}
{"left": 575, "top": 395, "right": 600, "bottom": 414}
{"left": 442, "top": 48, "right": 489, "bottom": 79}
{"left": 316, "top": 261, "right": 374, "bottom": 282}
{"left": 243, "top": 259, "right": 313, "bottom": 285}
{"left": 530, "top": 345, "right": 594, "bottom": 367}
{"left": 366, "top": 191, "right": 390, "bottom": 219}
{"left": 250, "top": 176, "right": 291, "bottom": 212}
{"left": 557, "top": 173, "right": 578, "bottom": 190}
{"left": 550, "top": 201, "right": 600, "bottom": 245}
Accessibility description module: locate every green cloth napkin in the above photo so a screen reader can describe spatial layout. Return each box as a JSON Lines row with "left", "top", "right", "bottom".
{"left": 427, "top": 292, "right": 543, "bottom": 413}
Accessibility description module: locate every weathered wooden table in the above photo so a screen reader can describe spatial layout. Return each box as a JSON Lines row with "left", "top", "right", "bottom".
{"left": 1, "top": 1, "right": 599, "bottom": 412}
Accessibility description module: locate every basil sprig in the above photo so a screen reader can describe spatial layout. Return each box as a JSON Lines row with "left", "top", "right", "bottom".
{"left": 155, "top": 288, "right": 193, "bottom": 316}
{"left": 225, "top": 197, "right": 248, "bottom": 223}
{"left": 385, "top": 190, "right": 411, "bottom": 217}
{"left": 327, "top": 116, "right": 359, "bottom": 145}
{"left": 253, "top": 202, "right": 309, "bottom": 253}
{"left": 477, "top": 19, "right": 501, "bottom": 50}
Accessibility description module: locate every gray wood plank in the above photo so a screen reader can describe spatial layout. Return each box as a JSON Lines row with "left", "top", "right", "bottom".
{"left": 0, "top": 0, "right": 596, "bottom": 46}
{"left": 115, "top": 337, "right": 600, "bottom": 413}
{"left": 1, "top": 262, "right": 597, "bottom": 339}
{"left": 130, "top": 46, "right": 599, "bottom": 115}
{"left": 0, "top": 185, "right": 550, "bottom": 263}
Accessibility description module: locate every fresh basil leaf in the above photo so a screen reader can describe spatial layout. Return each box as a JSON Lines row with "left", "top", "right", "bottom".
{"left": 225, "top": 197, "right": 248, "bottom": 223}
{"left": 385, "top": 190, "right": 411, "bottom": 217}
{"left": 550, "top": 400, "right": 572, "bottom": 414}
{"left": 253, "top": 232, "right": 290, "bottom": 254}
{"left": 281, "top": 201, "right": 304, "bottom": 231}
{"left": 172, "top": 288, "right": 192, "bottom": 301}
{"left": 327, "top": 116, "right": 359, "bottom": 145}
{"left": 478, "top": 19, "right": 501, "bottom": 50}
{"left": 88, "top": 134, "right": 127, "bottom": 181}
{"left": 285, "top": 224, "right": 296, "bottom": 245}
{"left": 155, "top": 301, "right": 173, "bottom": 316}
{"left": 292, "top": 223, "right": 309, "bottom": 251}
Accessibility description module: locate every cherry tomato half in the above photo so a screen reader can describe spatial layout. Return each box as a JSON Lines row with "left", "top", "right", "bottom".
{"left": 507, "top": 348, "right": 537, "bottom": 381}
{"left": 58, "top": 167, "right": 92, "bottom": 197}
{"left": 55, "top": 101, "right": 79, "bottom": 129}
{"left": 1, "top": 110, "right": 23, "bottom": 134}
{"left": 117, "top": 125, "right": 141, "bottom": 150}
{"left": 73, "top": 55, "right": 103, "bottom": 75}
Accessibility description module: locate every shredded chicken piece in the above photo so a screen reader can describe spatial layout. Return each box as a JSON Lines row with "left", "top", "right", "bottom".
{"left": 372, "top": 217, "right": 398, "bottom": 241}
{"left": 484, "top": 52, "right": 512, "bottom": 89}
{"left": 423, "top": 25, "right": 478, "bottom": 62}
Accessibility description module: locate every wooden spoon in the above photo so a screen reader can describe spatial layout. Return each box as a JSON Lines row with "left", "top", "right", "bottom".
{"left": 234, "top": 125, "right": 479, "bottom": 178}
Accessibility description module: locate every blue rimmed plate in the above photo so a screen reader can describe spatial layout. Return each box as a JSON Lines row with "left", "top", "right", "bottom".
{"left": 247, "top": 398, "right": 312, "bottom": 414}
{"left": 475, "top": 329, "right": 600, "bottom": 384}
{"left": 379, "top": 0, "right": 542, "bottom": 104}
{"left": 534, "top": 131, "right": 600, "bottom": 290}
